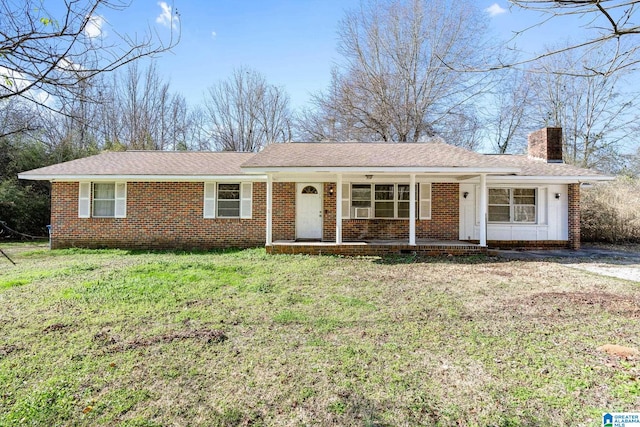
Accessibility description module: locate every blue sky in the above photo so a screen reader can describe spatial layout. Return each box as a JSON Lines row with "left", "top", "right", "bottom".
{"left": 85, "top": 1, "right": 591, "bottom": 110}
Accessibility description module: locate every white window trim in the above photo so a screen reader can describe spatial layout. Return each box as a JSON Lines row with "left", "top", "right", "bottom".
{"left": 114, "top": 182, "right": 126, "bottom": 218}
{"left": 419, "top": 183, "right": 431, "bottom": 220}
{"left": 350, "top": 183, "right": 372, "bottom": 218}
{"left": 203, "top": 182, "right": 217, "bottom": 218}
{"left": 78, "top": 182, "right": 91, "bottom": 218}
{"left": 203, "top": 182, "right": 253, "bottom": 219}
{"left": 341, "top": 183, "right": 350, "bottom": 219}
{"left": 217, "top": 183, "right": 241, "bottom": 218}
{"left": 240, "top": 182, "right": 253, "bottom": 219}
{"left": 488, "top": 187, "right": 537, "bottom": 224}
{"left": 78, "top": 182, "right": 126, "bottom": 219}
{"left": 349, "top": 183, "right": 423, "bottom": 219}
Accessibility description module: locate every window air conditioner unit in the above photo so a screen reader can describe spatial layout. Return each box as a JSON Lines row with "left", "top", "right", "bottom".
{"left": 354, "top": 207, "right": 370, "bottom": 219}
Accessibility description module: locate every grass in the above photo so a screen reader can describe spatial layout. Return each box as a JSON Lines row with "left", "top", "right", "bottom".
{"left": 0, "top": 245, "right": 638, "bottom": 426}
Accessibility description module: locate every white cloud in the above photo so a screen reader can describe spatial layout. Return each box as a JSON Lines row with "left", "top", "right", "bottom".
{"left": 211, "top": 31, "right": 217, "bottom": 39}
{"left": 33, "top": 89, "right": 52, "bottom": 107}
{"left": 84, "top": 15, "right": 104, "bottom": 38}
{"left": 0, "top": 66, "right": 30, "bottom": 92}
{"left": 58, "top": 57, "right": 84, "bottom": 73}
{"left": 0, "top": 66, "right": 53, "bottom": 107}
{"left": 156, "top": 2, "right": 178, "bottom": 29}
{"left": 485, "top": 3, "right": 507, "bottom": 17}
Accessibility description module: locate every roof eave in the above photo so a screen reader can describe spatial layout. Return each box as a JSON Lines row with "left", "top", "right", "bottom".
{"left": 241, "top": 166, "right": 522, "bottom": 174}
{"left": 486, "top": 175, "right": 614, "bottom": 183}
{"left": 18, "top": 174, "right": 268, "bottom": 182}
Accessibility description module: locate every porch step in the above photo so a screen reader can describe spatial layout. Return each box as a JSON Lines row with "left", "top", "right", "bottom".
{"left": 267, "top": 243, "right": 486, "bottom": 257}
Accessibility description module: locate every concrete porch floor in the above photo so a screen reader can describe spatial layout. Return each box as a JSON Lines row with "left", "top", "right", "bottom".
{"left": 267, "top": 239, "right": 485, "bottom": 256}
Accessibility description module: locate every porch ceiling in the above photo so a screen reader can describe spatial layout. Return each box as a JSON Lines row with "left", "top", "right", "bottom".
{"left": 266, "top": 171, "right": 507, "bottom": 183}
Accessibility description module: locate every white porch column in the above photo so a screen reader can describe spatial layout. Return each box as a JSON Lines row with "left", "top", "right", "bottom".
{"left": 336, "top": 174, "right": 343, "bottom": 244}
{"left": 479, "top": 173, "right": 487, "bottom": 247}
{"left": 409, "top": 173, "right": 416, "bottom": 245}
{"left": 266, "top": 174, "right": 273, "bottom": 246}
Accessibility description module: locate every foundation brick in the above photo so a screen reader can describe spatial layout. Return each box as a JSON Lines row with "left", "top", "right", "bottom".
{"left": 51, "top": 182, "right": 266, "bottom": 250}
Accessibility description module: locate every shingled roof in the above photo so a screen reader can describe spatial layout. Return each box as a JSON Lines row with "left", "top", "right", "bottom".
{"left": 241, "top": 142, "right": 496, "bottom": 168}
{"left": 240, "top": 142, "right": 608, "bottom": 179}
{"left": 485, "top": 154, "right": 607, "bottom": 177}
{"left": 19, "top": 151, "right": 255, "bottom": 179}
{"left": 18, "top": 143, "right": 610, "bottom": 181}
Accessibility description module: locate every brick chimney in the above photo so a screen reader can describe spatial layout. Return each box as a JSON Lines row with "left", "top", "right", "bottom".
{"left": 528, "top": 127, "right": 563, "bottom": 163}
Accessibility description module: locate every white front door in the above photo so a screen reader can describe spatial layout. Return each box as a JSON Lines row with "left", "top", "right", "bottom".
{"left": 296, "top": 183, "right": 323, "bottom": 240}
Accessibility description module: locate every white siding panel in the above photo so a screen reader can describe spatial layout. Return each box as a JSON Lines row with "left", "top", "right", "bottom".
{"left": 240, "top": 182, "right": 253, "bottom": 219}
{"left": 459, "top": 183, "right": 475, "bottom": 241}
{"left": 114, "top": 182, "right": 127, "bottom": 218}
{"left": 471, "top": 183, "right": 569, "bottom": 242}
{"left": 78, "top": 182, "right": 90, "bottom": 218}
{"left": 419, "top": 183, "right": 431, "bottom": 220}
{"left": 203, "top": 182, "right": 216, "bottom": 218}
{"left": 341, "top": 183, "right": 350, "bottom": 219}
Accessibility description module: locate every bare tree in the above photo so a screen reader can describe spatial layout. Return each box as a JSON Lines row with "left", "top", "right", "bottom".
{"left": 0, "top": 0, "right": 179, "bottom": 117}
{"left": 185, "top": 107, "right": 214, "bottom": 151}
{"left": 437, "top": 107, "right": 484, "bottom": 151}
{"left": 485, "top": 69, "right": 534, "bottom": 154}
{"left": 529, "top": 47, "right": 639, "bottom": 171}
{"left": 42, "top": 76, "right": 105, "bottom": 162}
{"left": 204, "top": 68, "right": 292, "bottom": 152}
{"left": 166, "top": 94, "right": 191, "bottom": 151}
{"left": 38, "top": 62, "right": 194, "bottom": 152}
{"left": 626, "top": 144, "right": 640, "bottom": 177}
{"left": 0, "top": 98, "right": 41, "bottom": 139}
{"left": 296, "top": 69, "right": 372, "bottom": 142}
{"left": 302, "top": 0, "right": 494, "bottom": 144}
{"left": 118, "top": 63, "right": 170, "bottom": 149}
{"left": 101, "top": 62, "right": 191, "bottom": 150}
{"left": 507, "top": 0, "right": 640, "bottom": 75}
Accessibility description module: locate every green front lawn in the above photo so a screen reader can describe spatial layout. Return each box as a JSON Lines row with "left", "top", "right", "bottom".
{"left": 0, "top": 246, "right": 638, "bottom": 426}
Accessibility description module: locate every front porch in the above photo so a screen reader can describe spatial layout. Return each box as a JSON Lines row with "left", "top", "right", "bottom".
{"left": 262, "top": 172, "right": 492, "bottom": 256}
{"left": 266, "top": 239, "right": 485, "bottom": 256}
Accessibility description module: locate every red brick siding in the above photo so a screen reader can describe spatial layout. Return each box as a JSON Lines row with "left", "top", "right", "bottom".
{"left": 50, "top": 181, "right": 266, "bottom": 249}
{"left": 323, "top": 183, "right": 336, "bottom": 241}
{"left": 568, "top": 183, "right": 580, "bottom": 250}
{"left": 341, "top": 182, "right": 459, "bottom": 241}
{"left": 268, "top": 243, "right": 484, "bottom": 257}
{"left": 51, "top": 180, "right": 572, "bottom": 252}
{"left": 272, "top": 182, "right": 295, "bottom": 241}
{"left": 528, "top": 127, "right": 563, "bottom": 162}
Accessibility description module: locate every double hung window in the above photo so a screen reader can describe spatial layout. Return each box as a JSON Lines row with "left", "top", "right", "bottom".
{"left": 217, "top": 183, "right": 241, "bottom": 217}
{"left": 93, "top": 183, "right": 116, "bottom": 217}
{"left": 488, "top": 188, "right": 536, "bottom": 223}
{"left": 348, "top": 183, "right": 429, "bottom": 219}
{"left": 203, "top": 182, "right": 252, "bottom": 219}
{"left": 78, "top": 182, "right": 126, "bottom": 218}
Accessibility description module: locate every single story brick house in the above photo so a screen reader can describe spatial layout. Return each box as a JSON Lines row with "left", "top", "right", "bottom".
{"left": 18, "top": 127, "right": 611, "bottom": 255}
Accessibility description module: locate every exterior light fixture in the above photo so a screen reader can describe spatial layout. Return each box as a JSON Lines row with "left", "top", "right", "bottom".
{"left": 555, "top": 193, "right": 561, "bottom": 199}
{"left": 463, "top": 191, "right": 469, "bottom": 199}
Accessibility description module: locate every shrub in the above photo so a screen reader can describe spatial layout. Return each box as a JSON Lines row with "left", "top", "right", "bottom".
{"left": 581, "top": 177, "right": 640, "bottom": 243}
{"left": 0, "top": 178, "right": 50, "bottom": 239}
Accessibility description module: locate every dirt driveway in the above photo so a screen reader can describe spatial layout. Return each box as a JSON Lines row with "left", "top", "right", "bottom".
{"left": 495, "top": 244, "right": 640, "bottom": 282}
